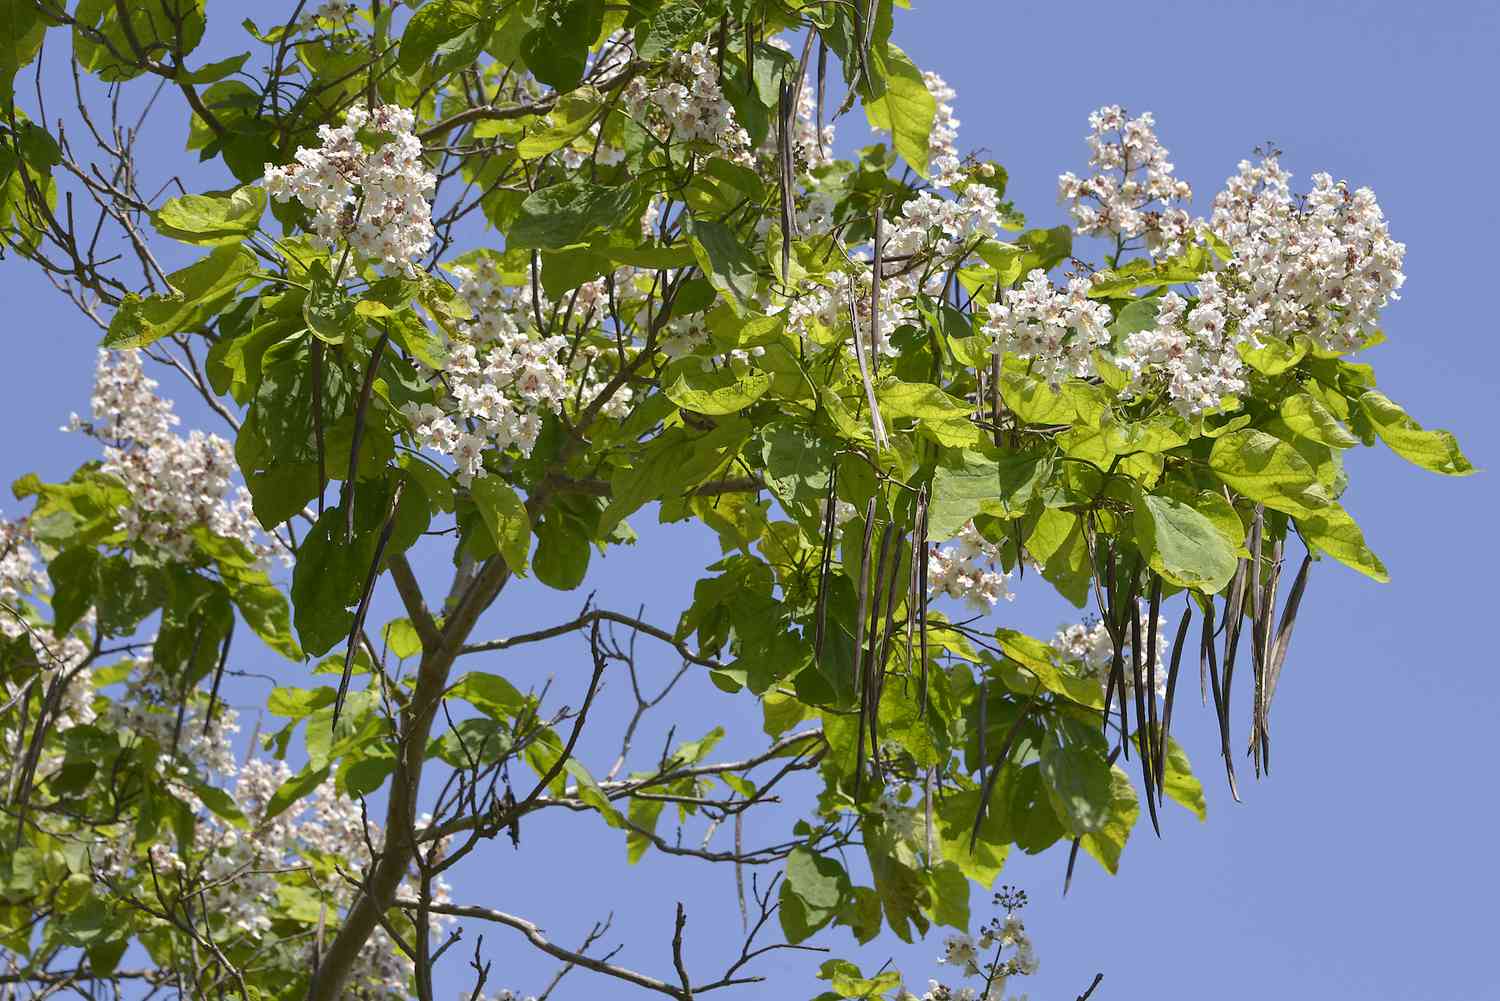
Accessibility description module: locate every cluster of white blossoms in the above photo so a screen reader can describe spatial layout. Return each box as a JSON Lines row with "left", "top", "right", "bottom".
{"left": 924, "top": 72, "right": 965, "bottom": 188}
{"left": 263, "top": 104, "right": 436, "bottom": 274}
{"left": 1051, "top": 614, "right": 1169, "bottom": 699}
{"left": 1115, "top": 275, "right": 1248, "bottom": 415}
{"left": 927, "top": 522, "right": 1013, "bottom": 612}
{"left": 1208, "top": 155, "right": 1405, "bottom": 353}
{"left": 468, "top": 992, "right": 537, "bottom": 1001}
{"left": 624, "top": 42, "right": 753, "bottom": 163}
{"left": 407, "top": 259, "right": 634, "bottom": 481}
{"left": 984, "top": 269, "right": 1113, "bottom": 387}
{"left": 1057, "top": 105, "right": 1194, "bottom": 257}
{"left": 1, "top": 519, "right": 98, "bottom": 748}
{"left": 66, "top": 351, "right": 274, "bottom": 564}
{"left": 88, "top": 671, "right": 453, "bottom": 997}
{"left": 905, "top": 913, "right": 1037, "bottom": 1001}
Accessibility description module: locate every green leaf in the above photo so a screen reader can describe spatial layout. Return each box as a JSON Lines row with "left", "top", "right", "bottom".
{"left": 104, "top": 246, "right": 257, "bottom": 348}
{"left": 450, "top": 671, "right": 527, "bottom": 720}
{"left": 933, "top": 788, "right": 1010, "bottom": 887}
{"left": 519, "top": 0, "right": 603, "bottom": 92}
{"left": 1134, "top": 491, "right": 1239, "bottom": 593}
{"left": 1297, "top": 504, "right": 1389, "bottom": 582}
{"left": 267, "top": 686, "right": 336, "bottom": 718}
{"left": 1161, "top": 736, "right": 1206, "bottom": 821}
{"left": 517, "top": 87, "right": 603, "bottom": 159}
{"left": 533, "top": 507, "right": 590, "bottom": 590}
{"left": 1038, "top": 731, "right": 1115, "bottom": 836}
{"left": 687, "top": 218, "right": 759, "bottom": 313}
{"left": 1078, "top": 765, "right": 1139, "bottom": 874}
{"left": 928, "top": 450, "right": 1048, "bottom": 540}
{"left": 1238, "top": 336, "right": 1307, "bottom": 376}
{"left": 152, "top": 187, "right": 265, "bottom": 245}
{"left": 780, "top": 847, "right": 846, "bottom": 943}
{"left": 303, "top": 265, "right": 358, "bottom": 344}
{"left": 469, "top": 476, "right": 531, "bottom": 575}
{"left": 264, "top": 764, "right": 330, "bottom": 820}
{"left": 1358, "top": 390, "right": 1474, "bottom": 476}
{"left": 1209, "top": 429, "right": 1333, "bottom": 518}
{"left": 663, "top": 361, "right": 770, "bottom": 415}
{"left": 863, "top": 43, "right": 936, "bottom": 177}
{"left": 289, "top": 509, "right": 370, "bottom": 657}
{"left": 509, "top": 179, "right": 639, "bottom": 250}
{"left": 1280, "top": 392, "right": 1358, "bottom": 448}
{"left": 218, "top": 560, "right": 301, "bottom": 659}
{"left": 398, "top": 0, "right": 488, "bottom": 74}
{"left": 382, "top": 619, "right": 423, "bottom": 660}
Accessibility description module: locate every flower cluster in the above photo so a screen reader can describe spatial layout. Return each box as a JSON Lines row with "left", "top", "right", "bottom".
{"left": 924, "top": 72, "right": 964, "bottom": 187}
{"left": 89, "top": 668, "right": 453, "bottom": 998}
{"left": 1051, "top": 614, "right": 1169, "bottom": 699}
{"left": 67, "top": 351, "right": 274, "bottom": 564}
{"left": 1115, "top": 277, "right": 1248, "bottom": 415}
{"left": 263, "top": 104, "right": 436, "bottom": 274}
{"left": 927, "top": 521, "right": 1013, "bottom": 612}
{"left": 406, "top": 258, "right": 634, "bottom": 481}
{"left": 1057, "top": 105, "right": 1193, "bottom": 256}
{"left": 1208, "top": 155, "right": 1405, "bottom": 353}
{"left": 903, "top": 890, "right": 1038, "bottom": 1001}
{"left": 624, "top": 42, "right": 753, "bottom": 163}
{"left": 984, "top": 269, "right": 1113, "bottom": 386}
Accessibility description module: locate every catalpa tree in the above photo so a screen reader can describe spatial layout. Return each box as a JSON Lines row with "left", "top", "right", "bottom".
{"left": 0, "top": 1, "right": 1473, "bottom": 1000}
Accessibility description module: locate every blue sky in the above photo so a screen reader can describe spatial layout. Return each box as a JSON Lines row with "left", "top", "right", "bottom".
{"left": 3, "top": 1, "right": 1498, "bottom": 999}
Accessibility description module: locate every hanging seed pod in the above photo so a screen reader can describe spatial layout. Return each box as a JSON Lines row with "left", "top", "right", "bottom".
{"left": 333, "top": 479, "right": 406, "bottom": 732}
{"left": 970, "top": 691, "right": 1037, "bottom": 851}
{"left": 1157, "top": 603, "right": 1192, "bottom": 805}
{"left": 852, "top": 497, "right": 878, "bottom": 797}
{"left": 341, "top": 325, "right": 393, "bottom": 544}
{"left": 815, "top": 40, "right": 828, "bottom": 158}
{"left": 1128, "top": 582, "right": 1161, "bottom": 837}
{"left": 1145, "top": 574, "right": 1163, "bottom": 791}
{"left": 813, "top": 464, "right": 840, "bottom": 665}
{"left": 1265, "top": 552, "right": 1312, "bottom": 716}
{"left": 916, "top": 489, "right": 931, "bottom": 717}
{"left": 201, "top": 619, "right": 236, "bottom": 738}
{"left": 1202, "top": 597, "right": 1241, "bottom": 801}
{"left": 1219, "top": 558, "right": 1249, "bottom": 772}
{"left": 311, "top": 340, "right": 327, "bottom": 518}
{"left": 870, "top": 207, "right": 884, "bottom": 374}
{"left": 866, "top": 521, "right": 896, "bottom": 786}
{"left": 847, "top": 287, "right": 889, "bottom": 448}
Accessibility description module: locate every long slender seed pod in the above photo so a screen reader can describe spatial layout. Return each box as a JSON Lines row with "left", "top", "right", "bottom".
{"left": 851, "top": 497, "right": 877, "bottom": 797}
{"left": 924, "top": 765, "right": 935, "bottom": 868}
{"left": 847, "top": 288, "right": 888, "bottom": 448}
{"left": 976, "top": 675, "right": 988, "bottom": 834}
{"left": 866, "top": 521, "right": 896, "bottom": 787}
{"left": 1129, "top": 583, "right": 1160, "bottom": 837}
{"left": 871, "top": 206, "right": 883, "bottom": 374}
{"left": 970, "top": 692, "right": 1038, "bottom": 851}
{"left": 341, "top": 325, "right": 393, "bottom": 544}
{"left": 333, "top": 479, "right": 406, "bottom": 732}
{"left": 1145, "top": 574, "right": 1162, "bottom": 795}
{"left": 1202, "top": 598, "right": 1240, "bottom": 801}
{"left": 311, "top": 340, "right": 327, "bottom": 518}
{"left": 201, "top": 619, "right": 236, "bottom": 738}
{"left": 917, "top": 491, "right": 931, "bottom": 717}
{"left": 1220, "top": 559, "right": 1249, "bottom": 770}
{"left": 1157, "top": 603, "right": 1192, "bottom": 803}
{"left": 1264, "top": 552, "right": 1312, "bottom": 719}
{"left": 815, "top": 40, "right": 828, "bottom": 159}
{"left": 813, "top": 464, "right": 839, "bottom": 663}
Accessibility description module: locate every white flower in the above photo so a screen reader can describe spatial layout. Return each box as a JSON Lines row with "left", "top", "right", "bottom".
{"left": 928, "top": 522, "right": 1014, "bottom": 613}
{"left": 263, "top": 105, "right": 436, "bottom": 274}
